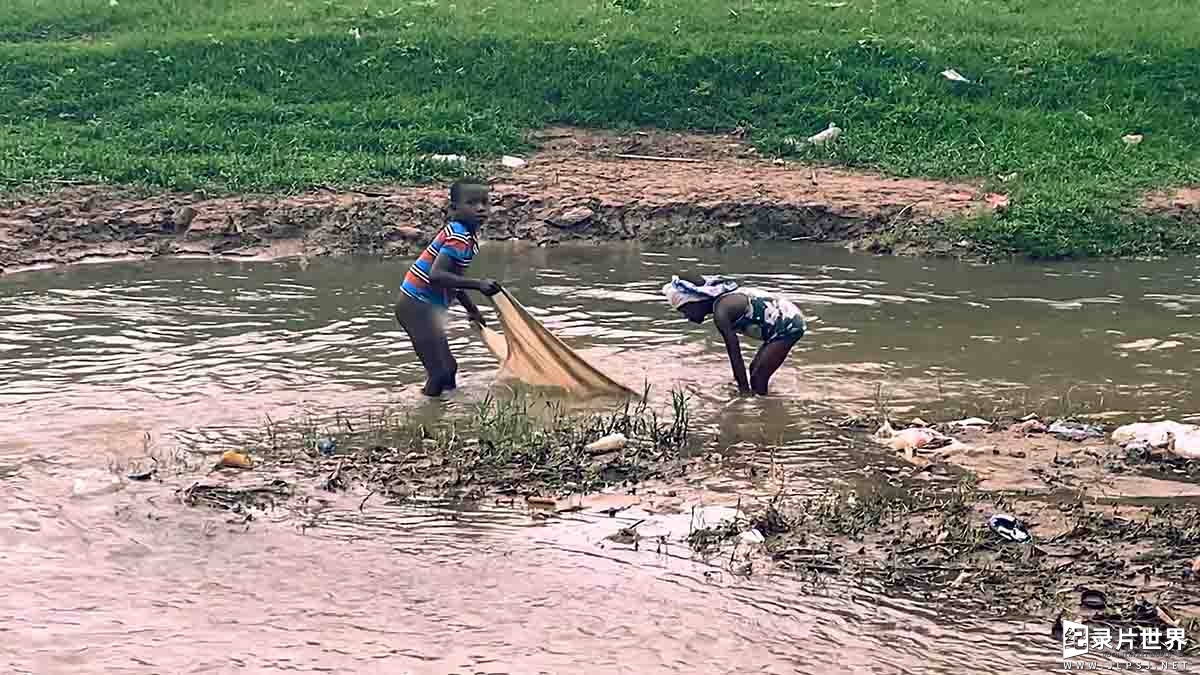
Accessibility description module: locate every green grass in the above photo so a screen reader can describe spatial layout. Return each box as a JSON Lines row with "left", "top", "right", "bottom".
{"left": 2, "top": 0, "right": 1199, "bottom": 258}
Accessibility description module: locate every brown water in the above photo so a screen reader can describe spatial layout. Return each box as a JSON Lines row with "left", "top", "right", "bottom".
{"left": 2, "top": 244, "right": 1199, "bottom": 673}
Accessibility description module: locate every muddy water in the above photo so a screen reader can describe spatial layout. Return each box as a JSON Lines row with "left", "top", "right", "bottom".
{"left": 2, "top": 244, "right": 1199, "bottom": 673}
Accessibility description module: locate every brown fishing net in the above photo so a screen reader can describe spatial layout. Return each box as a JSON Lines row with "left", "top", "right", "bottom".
{"left": 472, "top": 289, "right": 639, "bottom": 399}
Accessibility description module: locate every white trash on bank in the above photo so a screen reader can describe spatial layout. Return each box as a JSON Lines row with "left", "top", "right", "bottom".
{"left": 429, "top": 154, "right": 467, "bottom": 163}
{"left": 584, "top": 433, "right": 628, "bottom": 454}
{"left": 1112, "top": 421, "right": 1200, "bottom": 459}
{"left": 501, "top": 155, "right": 527, "bottom": 169}
{"left": 739, "top": 528, "right": 766, "bottom": 545}
{"left": 874, "top": 420, "right": 953, "bottom": 452}
{"left": 807, "top": 123, "right": 842, "bottom": 146}
{"left": 948, "top": 417, "right": 991, "bottom": 430}
{"left": 941, "top": 68, "right": 972, "bottom": 83}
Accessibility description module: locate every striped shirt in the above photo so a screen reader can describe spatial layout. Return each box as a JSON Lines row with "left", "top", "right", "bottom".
{"left": 400, "top": 221, "right": 480, "bottom": 307}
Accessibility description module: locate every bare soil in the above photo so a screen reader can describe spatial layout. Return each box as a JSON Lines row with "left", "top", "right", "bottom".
{"left": 1143, "top": 187, "right": 1200, "bottom": 223}
{"left": 0, "top": 127, "right": 1011, "bottom": 273}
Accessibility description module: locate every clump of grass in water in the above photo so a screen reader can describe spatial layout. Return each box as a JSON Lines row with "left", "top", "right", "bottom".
{"left": 254, "top": 388, "right": 692, "bottom": 499}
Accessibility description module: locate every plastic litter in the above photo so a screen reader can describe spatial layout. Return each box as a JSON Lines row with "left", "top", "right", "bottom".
{"left": 1011, "top": 418, "right": 1048, "bottom": 434}
{"left": 1112, "top": 420, "right": 1200, "bottom": 452}
{"left": 316, "top": 438, "right": 337, "bottom": 456}
{"left": 429, "top": 154, "right": 466, "bottom": 163}
{"left": 739, "top": 528, "right": 766, "bottom": 545}
{"left": 1048, "top": 420, "right": 1104, "bottom": 442}
{"left": 1170, "top": 433, "right": 1200, "bottom": 460}
{"left": 1123, "top": 439, "right": 1154, "bottom": 455}
{"left": 1080, "top": 588, "right": 1107, "bottom": 610}
{"left": 501, "top": 155, "right": 527, "bottom": 169}
{"left": 219, "top": 450, "right": 253, "bottom": 469}
{"left": 71, "top": 475, "right": 122, "bottom": 498}
{"left": 1122, "top": 133, "right": 1144, "bottom": 146}
{"left": 585, "top": 433, "right": 628, "bottom": 454}
{"left": 987, "top": 513, "right": 1031, "bottom": 543}
{"left": 807, "top": 123, "right": 841, "bottom": 146}
{"left": 948, "top": 417, "right": 991, "bottom": 429}
{"left": 887, "top": 426, "right": 951, "bottom": 452}
{"left": 941, "top": 68, "right": 971, "bottom": 83}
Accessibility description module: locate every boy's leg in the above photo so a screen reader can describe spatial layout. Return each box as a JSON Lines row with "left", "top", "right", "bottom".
{"left": 432, "top": 314, "right": 459, "bottom": 391}
{"left": 748, "top": 337, "right": 799, "bottom": 396}
{"left": 395, "top": 299, "right": 451, "bottom": 397}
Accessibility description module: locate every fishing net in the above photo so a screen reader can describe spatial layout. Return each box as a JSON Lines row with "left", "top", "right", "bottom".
{"left": 473, "top": 289, "right": 639, "bottom": 399}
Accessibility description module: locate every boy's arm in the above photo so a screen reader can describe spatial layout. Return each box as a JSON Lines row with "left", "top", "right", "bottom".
{"left": 713, "top": 298, "right": 752, "bottom": 395}
{"left": 428, "top": 251, "right": 500, "bottom": 296}
{"left": 455, "top": 290, "right": 486, "bottom": 327}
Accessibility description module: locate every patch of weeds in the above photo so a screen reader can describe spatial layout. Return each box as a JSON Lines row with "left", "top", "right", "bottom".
{"left": 243, "top": 388, "right": 692, "bottom": 501}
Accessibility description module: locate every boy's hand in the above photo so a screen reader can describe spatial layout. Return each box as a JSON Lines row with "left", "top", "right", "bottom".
{"left": 477, "top": 279, "right": 502, "bottom": 296}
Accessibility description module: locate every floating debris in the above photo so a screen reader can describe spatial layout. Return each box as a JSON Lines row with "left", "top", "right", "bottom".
{"left": 316, "top": 438, "right": 337, "bottom": 456}
{"left": 218, "top": 450, "right": 253, "bottom": 469}
{"left": 875, "top": 420, "right": 952, "bottom": 452}
{"left": 183, "top": 477, "right": 290, "bottom": 512}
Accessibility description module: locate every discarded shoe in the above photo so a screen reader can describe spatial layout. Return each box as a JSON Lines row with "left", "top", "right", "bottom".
{"left": 987, "top": 513, "right": 1031, "bottom": 543}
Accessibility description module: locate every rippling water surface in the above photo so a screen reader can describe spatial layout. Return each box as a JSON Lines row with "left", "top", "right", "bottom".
{"left": 2, "top": 244, "right": 1198, "bottom": 673}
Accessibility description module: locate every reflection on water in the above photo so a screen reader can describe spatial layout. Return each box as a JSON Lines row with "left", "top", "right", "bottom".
{"left": 2, "top": 244, "right": 1198, "bottom": 672}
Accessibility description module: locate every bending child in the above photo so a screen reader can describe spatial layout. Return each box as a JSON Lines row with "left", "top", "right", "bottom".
{"left": 395, "top": 177, "right": 501, "bottom": 397}
{"left": 663, "top": 273, "right": 806, "bottom": 396}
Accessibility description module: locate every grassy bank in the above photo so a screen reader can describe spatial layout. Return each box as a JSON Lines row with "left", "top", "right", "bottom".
{"left": 3, "top": 0, "right": 1199, "bottom": 258}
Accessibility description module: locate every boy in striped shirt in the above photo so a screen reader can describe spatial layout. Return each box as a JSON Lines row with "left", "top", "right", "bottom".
{"left": 395, "top": 178, "right": 501, "bottom": 397}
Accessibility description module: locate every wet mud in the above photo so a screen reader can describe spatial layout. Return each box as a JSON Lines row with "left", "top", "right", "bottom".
{"left": 168, "top": 386, "right": 1200, "bottom": 641}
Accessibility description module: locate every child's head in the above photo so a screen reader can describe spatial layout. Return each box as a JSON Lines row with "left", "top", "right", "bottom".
{"left": 668, "top": 272, "right": 717, "bottom": 323}
{"left": 449, "top": 177, "right": 490, "bottom": 228}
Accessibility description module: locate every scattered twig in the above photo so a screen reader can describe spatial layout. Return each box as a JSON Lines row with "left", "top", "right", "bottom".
{"left": 314, "top": 183, "right": 391, "bottom": 198}
{"left": 897, "top": 541, "right": 953, "bottom": 557}
{"left": 0, "top": 176, "right": 89, "bottom": 185}
{"left": 321, "top": 458, "right": 346, "bottom": 491}
{"left": 614, "top": 153, "right": 704, "bottom": 164}
{"left": 355, "top": 485, "right": 374, "bottom": 506}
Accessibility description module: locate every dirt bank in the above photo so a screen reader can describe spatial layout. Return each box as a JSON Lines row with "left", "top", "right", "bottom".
{"left": 0, "top": 127, "right": 1015, "bottom": 273}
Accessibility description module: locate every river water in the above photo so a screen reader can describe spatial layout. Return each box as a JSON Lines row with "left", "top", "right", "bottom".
{"left": 2, "top": 244, "right": 1198, "bottom": 673}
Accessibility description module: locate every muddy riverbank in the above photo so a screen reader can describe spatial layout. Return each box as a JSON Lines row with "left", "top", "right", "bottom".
{"left": 6, "top": 127, "right": 1198, "bottom": 275}
{"left": 167, "top": 388, "right": 1200, "bottom": 639}
{"left": 0, "top": 127, "right": 1024, "bottom": 272}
